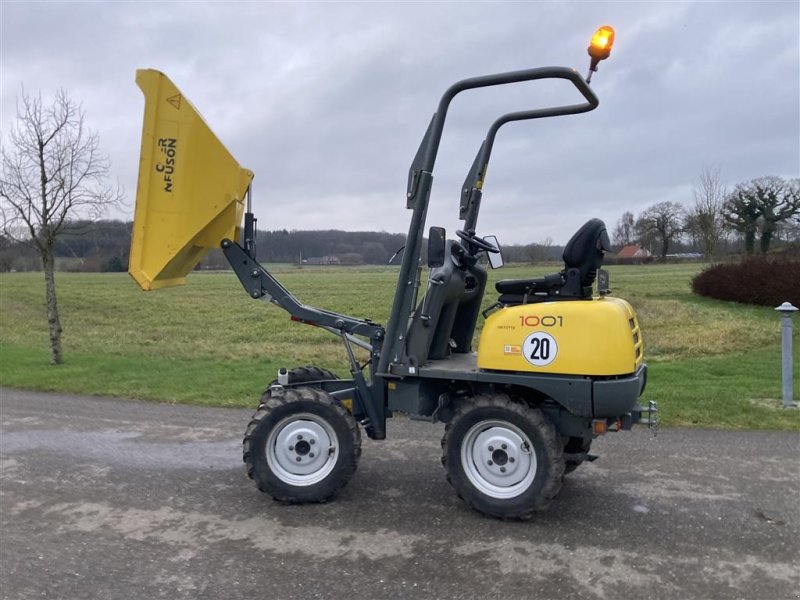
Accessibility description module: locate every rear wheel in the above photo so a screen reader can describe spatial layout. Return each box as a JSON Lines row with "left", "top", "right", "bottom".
{"left": 441, "top": 393, "right": 564, "bottom": 519}
{"left": 244, "top": 386, "right": 360, "bottom": 503}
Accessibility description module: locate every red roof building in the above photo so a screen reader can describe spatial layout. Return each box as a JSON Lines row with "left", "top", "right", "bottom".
{"left": 616, "top": 244, "right": 650, "bottom": 258}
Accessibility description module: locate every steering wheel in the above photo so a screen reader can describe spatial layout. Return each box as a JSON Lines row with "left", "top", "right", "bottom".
{"left": 456, "top": 230, "right": 500, "bottom": 253}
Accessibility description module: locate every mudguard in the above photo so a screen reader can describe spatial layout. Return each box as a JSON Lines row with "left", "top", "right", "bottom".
{"left": 129, "top": 69, "right": 254, "bottom": 290}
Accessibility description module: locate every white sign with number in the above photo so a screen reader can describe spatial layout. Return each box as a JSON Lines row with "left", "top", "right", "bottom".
{"left": 522, "top": 331, "right": 558, "bottom": 367}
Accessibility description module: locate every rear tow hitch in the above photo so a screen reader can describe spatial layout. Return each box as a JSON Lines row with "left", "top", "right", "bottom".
{"left": 633, "top": 400, "right": 659, "bottom": 436}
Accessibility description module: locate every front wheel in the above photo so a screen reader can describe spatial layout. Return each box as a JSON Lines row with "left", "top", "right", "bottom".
{"left": 243, "top": 386, "right": 360, "bottom": 503}
{"left": 441, "top": 394, "right": 564, "bottom": 519}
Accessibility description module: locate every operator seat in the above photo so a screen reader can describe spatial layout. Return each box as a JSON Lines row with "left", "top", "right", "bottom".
{"left": 495, "top": 218, "right": 611, "bottom": 305}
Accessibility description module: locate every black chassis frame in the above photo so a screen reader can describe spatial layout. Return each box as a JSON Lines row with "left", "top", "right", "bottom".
{"left": 222, "top": 65, "right": 649, "bottom": 441}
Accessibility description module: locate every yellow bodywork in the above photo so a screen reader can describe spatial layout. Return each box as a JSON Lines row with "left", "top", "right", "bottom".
{"left": 129, "top": 69, "right": 254, "bottom": 290}
{"left": 477, "top": 296, "right": 643, "bottom": 376}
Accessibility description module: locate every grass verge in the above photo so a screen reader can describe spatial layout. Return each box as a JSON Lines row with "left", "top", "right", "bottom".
{"left": 0, "top": 345, "right": 272, "bottom": 408}
{"left": 647, "top": 345, "right": 799, "bottom": 431}
{"left": 1, "top": 266, "right": 798, "bottom": 431}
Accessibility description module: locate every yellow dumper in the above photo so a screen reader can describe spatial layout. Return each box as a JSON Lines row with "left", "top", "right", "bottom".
{"left": 129, "top": 28, "right": 656, "bottom": 520}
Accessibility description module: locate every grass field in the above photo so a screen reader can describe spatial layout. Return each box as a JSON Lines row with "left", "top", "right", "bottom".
{"left": 1, "top": 263, "right": 798, "bottom": 431}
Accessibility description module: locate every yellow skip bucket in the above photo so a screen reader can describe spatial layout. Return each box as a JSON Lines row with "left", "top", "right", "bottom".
{"left": 129, "top": 69, "right": 253, "bottom": 290}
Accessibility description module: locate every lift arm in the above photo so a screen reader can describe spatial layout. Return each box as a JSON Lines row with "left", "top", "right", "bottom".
{"left": 221, "top": 238, "right": 385, "bottom": 342}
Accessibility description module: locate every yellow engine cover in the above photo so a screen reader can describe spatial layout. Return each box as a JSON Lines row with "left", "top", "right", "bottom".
{"left": 477, "top": 296, "right": 643, "bottom": 376}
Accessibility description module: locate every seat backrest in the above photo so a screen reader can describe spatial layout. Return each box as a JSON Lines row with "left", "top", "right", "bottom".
{"left": 562, "top": 218, "right": 611, "bottom": 288}
{"left": 493, "top": 218, "right": 611, "bottom": 306}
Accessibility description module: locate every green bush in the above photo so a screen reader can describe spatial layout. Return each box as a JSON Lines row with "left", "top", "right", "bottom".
{"left": 102, "top": 255, "right": 128, "bottom": 272}
{"left": 692, "top": 258, "right": 800, "bottom": 306}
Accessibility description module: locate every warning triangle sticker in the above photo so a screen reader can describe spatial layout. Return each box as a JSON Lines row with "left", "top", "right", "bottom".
{"left": 166, "top": 94, "right": 182, "bottom": 110}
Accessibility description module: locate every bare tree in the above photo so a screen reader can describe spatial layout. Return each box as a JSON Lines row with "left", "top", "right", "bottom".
{"left": 723, "top": 188, "right": 760, "bottom": 255}
{"left": 777, "top": 218, "right": 800, "bottom": 245}
{"left": 754, "top": 177, "right": 799, "bottom": 253}
{"left": 789, "top": 209, "right": 800, "bottom": 241}
{"left": 685, "top": 165, "right": 727, "bottom": 258}
{"left": 0, "top": 89, "right": 121, "bottom": 364}
{"left": 635, "top": 201, "right": 685, "bottom": 260}
{"left": 612, "top": 211, "right": 635, "bottom": 249}
{"left": 725, "top": 176, "right": 800, "bottom": 254}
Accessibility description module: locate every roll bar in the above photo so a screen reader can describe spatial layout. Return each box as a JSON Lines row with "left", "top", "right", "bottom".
{"left": 381, "top": 66, "right": 600, "bottom": 375}
{"left": 460, "top": 69, "right": 599, "bottom": 230}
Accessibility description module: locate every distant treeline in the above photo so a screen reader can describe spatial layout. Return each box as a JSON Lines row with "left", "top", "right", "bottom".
{"left": 246, "top": 229, "right": 562, "bottom": 266}
{"left": 0, "top": 220, "right": 566, "bottom": 272}
{"left": 1, "top": 220, "right": 132, "bottom": 273}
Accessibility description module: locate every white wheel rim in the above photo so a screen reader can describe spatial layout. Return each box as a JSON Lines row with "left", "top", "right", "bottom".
{"left": 460, "top": 419, "right": 537, "bottom": 499}
{"left": 266, "top": 413, "right": 339, "bottom": 486}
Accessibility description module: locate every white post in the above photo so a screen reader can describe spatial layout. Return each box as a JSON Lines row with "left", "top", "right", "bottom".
{"left": 775, "top": 302, "right": 798, "bottom": 409}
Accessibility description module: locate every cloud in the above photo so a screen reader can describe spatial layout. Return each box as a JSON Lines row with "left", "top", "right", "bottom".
{"left": 2, "top": 1, "right": 797, "bottom": 244}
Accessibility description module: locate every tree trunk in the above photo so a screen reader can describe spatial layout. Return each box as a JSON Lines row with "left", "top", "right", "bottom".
{"left": 702, "top": 230, "right": 715, "bottom": 259}
{"left": 760, "top": 224, "right": 775, "bottom": 254}
{"left": 41, "top": 249, "right": 63, "bottom": 365}
{"left": 744, "top": 230, "right": 756, "bottom": 255}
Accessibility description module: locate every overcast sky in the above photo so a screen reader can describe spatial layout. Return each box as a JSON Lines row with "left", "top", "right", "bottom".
{"left": 2, "top": 1, "right": 798, "bottom": 244}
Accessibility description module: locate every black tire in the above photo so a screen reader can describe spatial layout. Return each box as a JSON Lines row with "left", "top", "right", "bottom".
{"left": 243, "top": 386, "right": 360, "bottom": 503}
{"left": 266, "top": 366, "right": 339, "bottom": 389}
{"left": 441, "top": 394, "right": 564, "bottom": 520}
{"left": 259, "top": 366, "right": 340, "bottom": 410}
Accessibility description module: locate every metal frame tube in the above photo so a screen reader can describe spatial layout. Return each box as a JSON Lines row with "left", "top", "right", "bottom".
{"left": 776, "top": 303, "right": 798, "bottom": 408}
{"left": 380, "top": 67, "right": 599, "bottom": 376}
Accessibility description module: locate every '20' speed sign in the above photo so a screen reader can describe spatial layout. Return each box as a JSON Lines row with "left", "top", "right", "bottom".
{"left": 522, "top": 331, "right": 558, "bottom": 367}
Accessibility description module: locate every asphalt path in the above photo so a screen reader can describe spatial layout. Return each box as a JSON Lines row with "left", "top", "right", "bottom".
{"left": 1, "top": 388, "right": 798, "bottom": 600}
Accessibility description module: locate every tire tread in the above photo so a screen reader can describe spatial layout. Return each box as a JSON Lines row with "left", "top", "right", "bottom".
{"left": 243, "top": 386, "right": 360, "bottom": 504}
{"left": 441, "top": 393, "right": 564, "bottom": 520}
